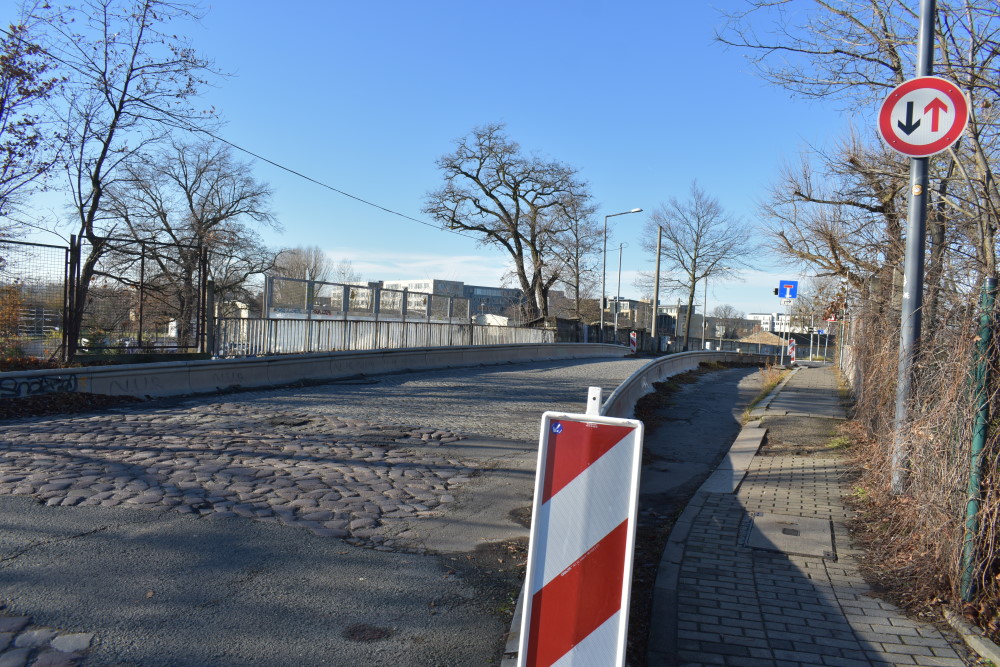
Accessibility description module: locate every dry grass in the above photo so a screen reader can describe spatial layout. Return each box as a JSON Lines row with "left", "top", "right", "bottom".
{"left": 740, "top": 363, "right": 788, "bottom": 423}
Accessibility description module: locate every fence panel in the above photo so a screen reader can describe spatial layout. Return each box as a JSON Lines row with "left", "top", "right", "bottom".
{"left": 0, "top": 240, "right": 68, "bottom": 359}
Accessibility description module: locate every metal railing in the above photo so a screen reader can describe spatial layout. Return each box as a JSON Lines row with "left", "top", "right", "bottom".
{"left": 215, "top": 318, "right": 554, "bottom": 357}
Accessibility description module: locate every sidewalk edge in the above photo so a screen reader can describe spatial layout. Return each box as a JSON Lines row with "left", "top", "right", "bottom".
{"left": 943, "top": 608, "right": 1000, "bottom": 665}
{"left": 647, "top": 420, "right": 767, "bottom": 663}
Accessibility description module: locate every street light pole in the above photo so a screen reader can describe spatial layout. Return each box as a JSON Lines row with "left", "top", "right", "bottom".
{"left": 651, "top": 225, "right": 662, "bottom": 352}
{"left": 601, "top": 208, "right": 642, "bottom": 343}
{"left": 614, "top": 243, "right": 625, "bottom": 339}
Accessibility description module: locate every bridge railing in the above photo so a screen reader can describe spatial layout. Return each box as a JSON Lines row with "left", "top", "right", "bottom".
{"left": 215, "top": 318, "right": 555, "bottom": 357}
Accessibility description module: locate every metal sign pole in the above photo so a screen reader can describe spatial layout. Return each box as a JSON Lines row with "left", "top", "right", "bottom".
{"left": 890, "top": 0, "right": 936, "bottom": 495}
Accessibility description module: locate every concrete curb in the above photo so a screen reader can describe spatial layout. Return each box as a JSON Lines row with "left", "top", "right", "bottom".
{"left": 747, "top": 365, "right": 800, "bottom": 419}
{"left": 600, "top": 351, "right": 772, "bottom": 418}
{"left": 646, "top": 420, "right": 767, "bottom": 664}
{"left": 943, "top": 608, "right": 1000, "bottom": 665}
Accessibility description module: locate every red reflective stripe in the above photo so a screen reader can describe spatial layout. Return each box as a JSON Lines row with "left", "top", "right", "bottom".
{"left": 541, "top": 421, "right": 634, "bottom": 504}
{"left": 525, "top": 519, "right": 629, "bottom": 667}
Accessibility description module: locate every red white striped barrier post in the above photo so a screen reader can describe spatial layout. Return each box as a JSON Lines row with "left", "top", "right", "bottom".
{"left": 789, "top": 338, "right": 796, "bottom": 364}
{"left": 517, "top": 388, "right": 644, "bottom": 667}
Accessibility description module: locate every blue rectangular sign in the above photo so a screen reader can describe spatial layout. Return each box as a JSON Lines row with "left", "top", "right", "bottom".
{"left": 778, "top": 280, "right": 799, "bottom": 299}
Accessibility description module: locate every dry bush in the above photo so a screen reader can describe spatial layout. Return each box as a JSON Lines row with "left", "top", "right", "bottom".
{"left": 0, "top": 284, "right": 25, "bottom": 356}
{"left": 846, "top": 289, "right": 999, "bottom": 627}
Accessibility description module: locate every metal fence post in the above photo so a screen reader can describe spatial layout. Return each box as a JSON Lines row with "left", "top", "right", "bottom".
{"left": 205, "top": 280, "right": 216, "bottom": 356}
{"left": 961, "top": 277, "right": 998, "bottom": 602}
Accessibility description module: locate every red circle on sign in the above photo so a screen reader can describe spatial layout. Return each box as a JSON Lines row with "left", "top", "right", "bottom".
{"left": 878, "top": 76, "right": 969, "bottom": 157}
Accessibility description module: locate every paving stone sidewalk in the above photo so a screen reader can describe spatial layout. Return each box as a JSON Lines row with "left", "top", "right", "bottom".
{"left": 650, "top": 364, "right": 969, "bottom": 667}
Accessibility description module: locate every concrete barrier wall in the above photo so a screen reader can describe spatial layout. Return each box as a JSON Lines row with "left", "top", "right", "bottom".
{"left": 1, "top": 344, "right": 630, "bottom": 399}
{"left": 600, "top": 351, "right": 773, "bottom": 419}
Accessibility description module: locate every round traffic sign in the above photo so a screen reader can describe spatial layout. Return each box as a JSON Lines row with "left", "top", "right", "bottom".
{"left": 878, "top": 76, "right": 968, "bottom": 157}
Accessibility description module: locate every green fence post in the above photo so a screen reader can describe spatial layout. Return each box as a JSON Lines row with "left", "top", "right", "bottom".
{"left": 961, "top": 276, "right": 998, "bottom": 602}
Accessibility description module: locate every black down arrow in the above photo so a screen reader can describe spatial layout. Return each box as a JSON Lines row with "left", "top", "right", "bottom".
{"left": 897, "top": 101, "right": 921, "bottom": 135}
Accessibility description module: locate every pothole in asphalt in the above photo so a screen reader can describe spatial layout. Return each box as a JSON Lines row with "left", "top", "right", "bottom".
{"left": 343, "top": 623, "right": 393, "bottom": 642}
{"left": 509, "top": 506, "right": 531, "bottom": 528}
{"left": 267, "top": 416, "right": 312, "bottom": 427}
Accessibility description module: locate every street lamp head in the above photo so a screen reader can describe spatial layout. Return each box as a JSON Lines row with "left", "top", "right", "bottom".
{"left": 606, "top": 208, "right": 643, "bottom": 220}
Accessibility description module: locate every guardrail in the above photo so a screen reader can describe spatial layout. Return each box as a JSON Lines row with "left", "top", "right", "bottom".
{"left": 600, "top": 350, "right": 774, "bottom": 418}
{"left": 0, "top": 343, "right": 628, "bottom": 400}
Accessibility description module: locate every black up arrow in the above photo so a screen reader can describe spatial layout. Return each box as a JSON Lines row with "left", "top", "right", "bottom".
{"left": 897, "top": 101, "right": 921, "bottom": 135}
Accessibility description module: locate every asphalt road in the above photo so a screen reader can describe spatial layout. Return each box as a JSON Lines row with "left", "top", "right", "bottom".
{"left": 0, "top": 357, "right": 648, "bottom": 666}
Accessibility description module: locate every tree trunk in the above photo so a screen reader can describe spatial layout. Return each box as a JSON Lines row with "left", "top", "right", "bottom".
{"left": 682, "top": 282, "right": 696, "bottom": 351}
{"left": 66, "top": 238, "right": 105, "bottom": 360}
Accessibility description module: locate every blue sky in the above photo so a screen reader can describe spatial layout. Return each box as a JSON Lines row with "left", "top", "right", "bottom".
{"left": 31, "top": 0, "right": 861, "bottom": 315}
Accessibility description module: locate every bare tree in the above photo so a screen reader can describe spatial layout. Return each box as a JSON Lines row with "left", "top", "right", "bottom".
{"left": 210, "top": 227, "right": 275, "bottom": 317}
{"left": 274, "top": 246, "right": 334, "bottom": 283}
{"left": 632, "top": 270, "right": 685, "bottom": 306}
{"left": 710, "top": 304, "right": 746, "bottom": 339}
{"left": 423, "top": 123, "right": 591, "bottom": 320}
{"left": 334, "top": 258, "right": 361, "bottom": 284}
{"left": 106, "top": 139, "right": 276, "bottom": 346}
{"left": 642, "top": 181, "right": 755, "bottom": 350}
{"left": 30, "top": 0, "right": 217, "bottom": 357}
{"left": 761, "top": 134, "right": 909, "bottom": 295}
{"left": 550, "top": 197, "right": 601, "bottom": 320}
{"left": 718, "top": 0, "right": 1000, "bottom": 278}
{"left": 0, "top": 4, "right": 62, "bottom": 228}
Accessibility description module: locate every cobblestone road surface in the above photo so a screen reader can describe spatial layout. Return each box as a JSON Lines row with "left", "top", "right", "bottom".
{"left": 0, "top": 356, "right": 647, "bottom": 666}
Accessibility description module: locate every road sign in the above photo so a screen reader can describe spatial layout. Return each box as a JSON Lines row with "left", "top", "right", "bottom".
{"left": 878, "top": 76, "right": 969, "bottom": 157}
{"left": 781, "top": 298, "right": 794, "bottom": 306}
{"left": 778, "top": 280, "right": 798, "bottom": 299}
{"left": 519, "top": 411, "right": 644, "bottom": 667}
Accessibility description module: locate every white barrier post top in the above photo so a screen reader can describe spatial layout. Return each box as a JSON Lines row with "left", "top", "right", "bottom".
{"left": 586, "top": 386, "right": 602, "bottom": 416}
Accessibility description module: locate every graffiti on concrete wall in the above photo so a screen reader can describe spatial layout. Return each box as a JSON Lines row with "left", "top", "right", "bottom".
{"left": 0, "top": 374, "right": 79, "bottom": 399}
